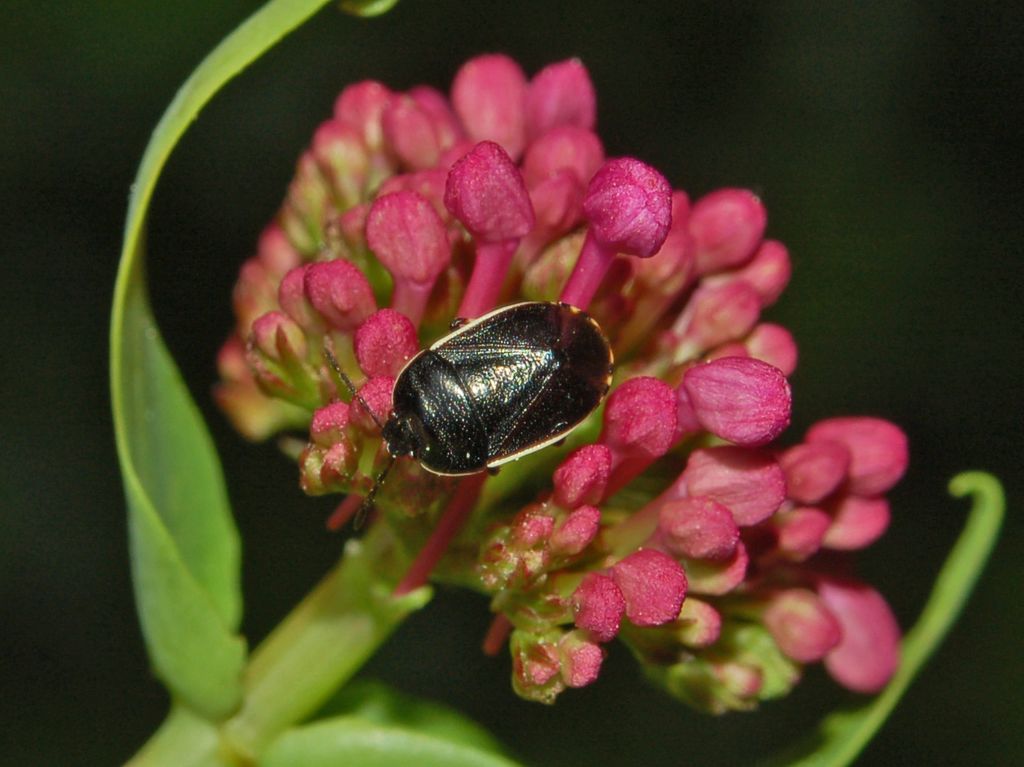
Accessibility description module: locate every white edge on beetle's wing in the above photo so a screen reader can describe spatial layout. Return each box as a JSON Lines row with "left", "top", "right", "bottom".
{"left": 429, "top": 301, "right": 569, "bottom": 349}
{"left": 486, "top": 423, "right": 579, "bottom": 469}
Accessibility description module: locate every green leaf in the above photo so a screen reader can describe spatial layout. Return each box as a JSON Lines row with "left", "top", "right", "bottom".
{"left": 321, "top": 679, "right": 507, "bottom": 755}
{"left": 763, "top": 471, "right": 1005, "bottom": 767}
{"left": 261, "top": 717, "right": 522, "bottom": 767}
{"left": 340, "top": 0, "right": 401, "bottom": 17}
{"left": 111, "top": 0, "right": 334, "bottom": 718}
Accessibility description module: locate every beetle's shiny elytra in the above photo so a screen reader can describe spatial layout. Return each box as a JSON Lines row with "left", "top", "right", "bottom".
{"left": 381, "top": 301, "right": 613, "bottom": 476}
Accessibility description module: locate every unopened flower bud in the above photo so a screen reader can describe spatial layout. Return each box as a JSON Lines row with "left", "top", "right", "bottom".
{"left": 682, "top": 357, "right": 791, "bottom": 447}
{"left": 818, "top": 578, "right": 900, "bottom": 693}
{"left": 558, "top": 631, "right": 604, "bottom": 688}
{"left": 333, "top": 80, "right": 392, "bottom": 150}
{"left": 309, "top": 401, "right": 351, "bottom": 448}
{"left": 354, "top": 309, "right": 419, "bottom": 378}
{"left": 451, "top": 54, "right": 528, "bottom": 160}
{"left": 688, "top": 188, "right": 767, "bottom": 275}
{"left": 522, "top": 126, "right": 604, "bottom": 187}
{"left": 550, "top": 505, "right": 600, "bottom": 557}
{"left": 572, "top": 572, "right": 626, "bottom": 642}
{"left": 350, "top": 376, "right": 393, "bottom": 434}
{"left": 312, "top": 119, "right": 369, "bottom": 208}
{"left": 601, "top": 376, "right": 678, "bottom": 459}
{"left": 658, "top": 496, "right": 739, "bottom": 561}
{"left": 806, "top": 417, "right": 909, "bottom": 497}
{"left": 525, "top": 59, "right": 597, "bottom": 140}
{"left": 611, "top": 549, "right": 687, "bottom": 627}
{"left": 780, "top": 440, "right": 850, "bottom": 504}
{"left": 303, "top": 260, "right": 377, "bottom": 331}
{"left": 679, "top": 446, "right": 786, "bottom": 526}
{"left": 366, "top": 191, "right": 450, "bottom": 324}
{"left": 682, "top": 542, "right": 749, "bottom": 596}
{"left": 445, "top": 141, "right": 535, "bottom": 243}
{"left": 773, "top": 506, "right": 831, "bottom": 560}
{"left": 552, "top": 444, "right": 612, "bottom": 509}
{"left": 763, "top": 589, "right": 842, "bottom": 663}
{"left": 823, "top": 495, "right": 891, "bottom": 550}
{"left": 674, "top": 281, "right": 762, "bottom": 359}
{"left": 728, "top": 239, "right": 790, "bottom": 306}
{"left": 675, "top": 597, "right": 722, "bottom": 648}
{"left": 744, "top": 323, "right": 798, "bottom": 376}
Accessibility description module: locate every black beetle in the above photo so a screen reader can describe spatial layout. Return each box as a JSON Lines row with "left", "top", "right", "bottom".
{"left": 379, "top": 301, "right": 614, "bottom": 476}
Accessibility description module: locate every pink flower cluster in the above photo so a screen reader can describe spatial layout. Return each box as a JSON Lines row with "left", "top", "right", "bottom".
{"left": 214, "top": 54, "right": 908, "bottom": 711}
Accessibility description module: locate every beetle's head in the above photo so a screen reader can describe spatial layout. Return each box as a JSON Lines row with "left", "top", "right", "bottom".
{"left": 381, "top": 414, "right": 419, "bottom": 459}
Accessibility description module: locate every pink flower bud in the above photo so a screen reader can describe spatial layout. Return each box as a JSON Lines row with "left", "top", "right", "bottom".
{"left": 233, "top": 259, "right": 277, "bottom": 331}
{"left": 256, "top": 223, "right": 301, "bottom": 276}
{"left": 550, "top": 505, "right": 601, "bottom": 557}
{"left": 552, "top": 444, "right": 613, "bottom": 509}
{"left": 522, "top": 126, "right": 604, "bottom": 187}
{"left": 601, "top": 376, "right": 678, "bottom": 459}
{"left": 730, "top": 239, "right": 791, "bottom": 306}
{"left": 303, "top": 260, "right": 377, "bottom": 331}
{"left": 572, "top": 572, "right": 626, "bottom": 642}
{"left": 444, "top": 141, "right": 535, "bottom": 242}
{"left": 680, "top": 446, "right": 786, "bottom": 526}
{"left": 319, "top": 441, "right": 359, "bottom": 489}
{"left": 312, "top": 119, "right": 369, "bottom": 207}
{"left": 818, "top": 578, "right": 900, "bottom": 693}
{"left": 688, "top": 188, "right": 767, "bottom": 275}
{"left": 682, "top": 541, "right": 748, "bottom": 596}
{"left": 251, "top": 311, "right": 307, "bottom": 362}
{"left": 525, "top": 59, "right": 597, "bottom": 140}
{"left": 823, "top": 496, "right": 891, "bottom": 550}
{"left": 350, "top": 376, "right": 394, "bottom": 434}
{"left": 682, "top": 357, "right": 791, "bottom": 447}
{"left": 806, "top": 417, "right": 909, "bottom": 497}
{"left": 278, "top": 265, "right": 319, "bottom": 330}
{"left": 366, "top": 191, "right": 450, "bottom": 323}
{"left": 658, "top": 496, "right": 740, "bottom": 561}
{"left": 632, "top": 191, "right": 694, "bottom": 295}
{"left": 333, "top": 80, "right": 392, "bottom": 149}
{"left": 354, "top": 309, "right": 419, "bottom": 378}
{"left": 520, "top": 170, "right": 585, "bottom": 260}
{"left": 676, "top": 597, "right": 722, "bottom": 648}
{"left": 674, "top": 280, "right": 762, "bottom": 357}
{"left": 611, "top": 549, "right": 688, "bottom": 627}
{"left": 774, "top": 506, "right": 831, "bottom": 560}
{"left": 408, "top": 86, "right": 463, "bottom": 148}
{"left": 558, "top": 632, "right": 604, "bottom": 688}
{"left": 381, "top": 94, "right": 447, "bottom": 170}
{"left": 764, "top": 589, "right": 842, "bottom": 663}
{"left": 511, "top": 508, "right": 555, "bottom": 548}
{"left": 582, "top": 158, "right": 673, "bottom": 257}
{"left": 744, "top": 323, "right": 798, "bottom": 376}
{"left": 451, "top": 54, "right": 528, "bottom": 159}
{"left": 310, "top": 401, "right": 351, "bottom": 448}
{"left": 377, "top": 169, "right": 449, "bottom": 222}
{"left": 780, "top": 440, "right": 850, "bottom": 504}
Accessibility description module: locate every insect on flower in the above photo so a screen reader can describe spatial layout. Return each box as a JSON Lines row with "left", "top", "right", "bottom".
{"left": 328, "top": 300, "right": 613, "bottom": 518}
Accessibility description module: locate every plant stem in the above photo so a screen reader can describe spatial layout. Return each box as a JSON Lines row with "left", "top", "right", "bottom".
{"left": 127, "top": 525, "right": 431, "bottom": 766}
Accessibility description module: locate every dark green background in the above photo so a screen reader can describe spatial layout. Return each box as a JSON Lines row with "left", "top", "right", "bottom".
{"left": 3, "top": 1, "right": 1021, "bottom": 764}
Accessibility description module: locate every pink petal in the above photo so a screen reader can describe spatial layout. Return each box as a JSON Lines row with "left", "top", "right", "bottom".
{"left": 350, "top": 376, "right": 394, "bottom": 434}
{"left": 572, "top": 572, "right": 626, "bottom": 642}
{"left": 309, "top": 401, "right": 351, "bottom": 448}
{"left": 818, "top": 578, "right": 901, "bottom": 693}
{"left": 611, "top": 549, "right": 688, "bottom": 627}
{"left": 552, "top": 444, "right": 613, "bottom": 509}
{"left": 806, "top": 417, "right": 909, "bottom": 496}
{"left": 366, "top": 190, "right": 450, "bottom": 285}
{"left": 558, "top": 632, "right": 605, "bottom": 688}
{"left": 676, "top": 597, "right": 722, "bottom": 648}
{"left": 525, "top": 58, "right": 597, "bottom": 139}
{"left": 658, "top": 496, "right": 740, "bottom": 561}
{"left": 333, "top": 80, "right": 393, "bottom": 149}
{"left": 683, "top": 357, "right": 791, "bottom": 447}
{"left": 601, "top": 377, "right": 678, "bottom": 459}
{"left": 303, "top": 260, "right": 377, "bottom": 331}
{"left": 688, "top": 188, "right": 767, "bottom": 275}
{"left": 444, "top": 141, "right": 535, "bottom": 242}
{"left": 550, "top": 505, "right": 601, "bottom": 556}
{"left": 451, "top": 54, "right": 528, "bottom": 159}
{"left": 681, "top": 446, "right": 787, "bottom": 526}
{"left": 773, "top": 506, "right": 831, "bottom": 560}
{"left": 744, "top": 323, "right": 798, "bottom": 376}
{"left": 764, "top": 588, "right": 842, "bottom": 662}
{"left": 522, "top": 125, "right": 604, "bottom": 187}
{"left": 583, "top": 158, "right": 673, "bottom": 257}
{"left": 354, "top": 309, "right": 420, "bottom": 378}
{"left": 780, "top": 439, "right": 851, "bottom": 504}
{"left": 823, "top": 495, "right": 891, "bottom": 550}
{"left": 682, "top": 541, "right": 749, "bottom": 596}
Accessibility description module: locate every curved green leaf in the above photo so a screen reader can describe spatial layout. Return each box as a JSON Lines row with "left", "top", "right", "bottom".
{"left": 111, "top": 0, "right": 333, "bottom": 718}
{"left": 321, "top": 679, "right": 507, "bottom": 755}
{"left": 261, "top": 717, "right": 522, "bottom": 767}
{"left": 763, "top": 471, "right": 1005, "bottom": 767}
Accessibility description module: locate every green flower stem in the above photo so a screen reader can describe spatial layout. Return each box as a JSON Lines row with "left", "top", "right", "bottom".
{"left": 129, "top": 526, "right": 431, "bottom": 767}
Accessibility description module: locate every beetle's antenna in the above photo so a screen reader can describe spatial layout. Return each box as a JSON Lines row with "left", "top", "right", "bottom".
{"left": 353, "top": 454, "right": 395, "bottom": 529}
{"left": 322, "top": 344, "right": 385, "bottom": 431}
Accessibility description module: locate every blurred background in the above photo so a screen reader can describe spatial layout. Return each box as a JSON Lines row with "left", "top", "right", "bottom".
{"left": 3, "top": 1, "right": 1021, "bottom": 764}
